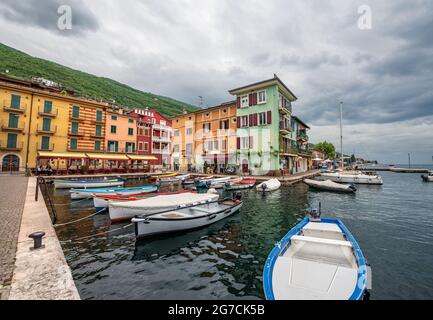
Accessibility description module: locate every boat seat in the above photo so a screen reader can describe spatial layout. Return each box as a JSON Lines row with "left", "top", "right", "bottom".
{"left": 302, "top": 223, "right": 346, "bottom": 241}
{"left": 291, "top": 235, "right": 353, "bottom": 248}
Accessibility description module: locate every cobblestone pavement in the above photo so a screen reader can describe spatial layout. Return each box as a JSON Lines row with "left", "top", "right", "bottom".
{"left": 0, "top": 175, "right": 28, "bottom": 300}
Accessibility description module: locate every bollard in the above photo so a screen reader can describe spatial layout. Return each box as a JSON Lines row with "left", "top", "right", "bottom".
{"left": 29, "top": 231, "right": 46, "bottom": 250}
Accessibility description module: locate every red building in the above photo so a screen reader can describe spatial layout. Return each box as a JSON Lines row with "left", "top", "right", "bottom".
{"left": 128, "top": 108, "right": 172, "bottom": 168}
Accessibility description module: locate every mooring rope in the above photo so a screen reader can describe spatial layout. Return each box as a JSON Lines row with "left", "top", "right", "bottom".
{"left": 53, "top": 208, "right": 106, "bottom": 228}
{"left": 60, "top": 223, "right": 134, "bottom": 243}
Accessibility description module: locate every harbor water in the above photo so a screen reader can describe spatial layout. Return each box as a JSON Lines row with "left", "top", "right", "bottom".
{"left": 52, "top": 169, "right": 433, "bottom": 300}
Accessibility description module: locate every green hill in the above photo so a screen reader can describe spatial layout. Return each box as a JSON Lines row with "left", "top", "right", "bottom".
{"left": 0, "top": 43, "right": 198, "bottom": 117}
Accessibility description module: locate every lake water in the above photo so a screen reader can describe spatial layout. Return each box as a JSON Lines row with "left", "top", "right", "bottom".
{"left": 52, "top": 168, "right": 433, "bottom": 300}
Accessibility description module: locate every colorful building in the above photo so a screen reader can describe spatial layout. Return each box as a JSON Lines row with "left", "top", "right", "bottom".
{"left": 229, "top": 74, "right": 301, "bottom": 175}
{"left": 290, "top": 116, "right": 312, "bottom": 174}
{"left": 171, "top": 101, "right": 237, "bottom": 173}
{"left": 105, "top": 108, "right": 137, "bottom": 154}
{"left": 129, "top": 108, "right": 172, "bottom": 169}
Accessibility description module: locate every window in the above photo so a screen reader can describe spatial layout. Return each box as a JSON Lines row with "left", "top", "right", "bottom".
{"left": 138, "top": 142, "right": 143, "bottom": 151}
{"left": 240, "top": 137, "right": 252, "bottom": 149}
{"left": 258, "top": 90, "right": 267, "bottom": 104}
{"left": 186, "top": 128, "right": 193, "bottom": 135}
{"left": 96, "top": 110, "right": 103, "bottom": 121}
{"left": 258, "top": 112, "right": 267, "bottom": 126}
{"left": 72, "top": 106, "right": 80, "bottom": 118}
{"left": 71, "top": 122, "right": 79, "bottom": 134}
{"left": 8, "top": 114, "right": 19, "bottom": 129}
{"left": 160, "top": 120, "right": 166, "bottom": 126}
{"left": 203, "top": 123, "right": 211, "bottom": 133}
{"left": 173, "top": 145, "right": 180, "bottom": 153}
{"left": 95, "top": 140, "right": 101, "bottom": 151}
{"left": 144, "top": 128, "right": 150, "bottom": 136}
{"left": 41, "top": 136, "right": 50, "bottom": 150}
{"left": 221, "top": 139, "right": 227, "bottom": 151}
{"left": 107, "top": 141, "right": 118, "bottom": 152}
{"left": 220, "top": 120, "right": 229, "bottom": 130}
{"left": 128, "top": 128, "right": 134, "bottom": 136}
{"left": 144, "top": 142, "right": 149, "bottom": 151}
{"left": 174, "top": 130, "right": 180, "bottom": 137}
{"left": 111, "top": 125, "right": 117, "bottom": 134}
{"left": 44, "top": 100, "right": 52, "bottom": 113}
{"left": 111, "top": 116, "right": 117, "bottom": 121}
{"left": 240, "top": 115, "right": 249, "bottom": 127}
{"left": 126, "top": 142, "right": 135, "bottom": 153}
{"left": 7, "top": 133, "right": 17, "bottom": 148}
{"left": 186, "top": 143, "right": 193, "bottom": 155}
{"left": 95, "top": 125, "right": 102, "bottom": 136}
{"left": 42, "top": 118, "right": 51, "bottom": 131}
{"left": 70, "top": 138, "right": 77, "bottom": 150}
{"left": 241, "top": 95, "right": 249, "bottom": 108}
{"left": 11, "top": 94, "right": 21, "bottom": 109}
{"left": 129, "top": 119, "right": 134, "bottom": 124}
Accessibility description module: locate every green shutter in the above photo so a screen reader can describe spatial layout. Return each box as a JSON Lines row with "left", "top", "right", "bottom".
{"left": 72, "top": 106, "right": 80, "bottom": 118}
{"left": 96, "top": 110, "right": 103, "bottom": 121}
{"left": 70, "top": 139, "right": 77, "bottom": 150}
{"left": 71, "top": 122, "right": 79, "bottom": 134}
{"left": 7, "top": 134, "right": 17, "bottom": 148}
{"left": 128, "top": 128, "right": 133, "bottom": 135}
{"left": 11, "top": 95, "right": 21, "bottom": 109}
{"left": 96, "top": 125, "right": 102, "bottom": 136}
{"left": 44, "top": 101, "right": 52, "bottom": 113}
{"left": 95, "top": 141, "right": 101, "bottom": 151}
{"left": 42, "top": 118, "right": 51, "bottom": 131}
{"left": 111, "top": 125, "right": 116, "bottom": 134}
{"left": 8, "top": 114, "right": 19, "bottom": 128}
{"left": 41, "top": 136, "right": 50, "bottom": 150}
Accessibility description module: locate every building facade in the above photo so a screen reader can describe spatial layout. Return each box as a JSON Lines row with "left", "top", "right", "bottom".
{"left": 105, "top": 108, "right": 137, "bottom": 154}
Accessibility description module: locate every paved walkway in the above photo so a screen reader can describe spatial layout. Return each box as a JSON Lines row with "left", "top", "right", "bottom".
{"left": 0, "top": 175, "right": 28, "bottom": 300}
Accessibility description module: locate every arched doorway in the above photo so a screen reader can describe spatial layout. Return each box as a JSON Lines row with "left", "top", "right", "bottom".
{"left": 2, "top": 154, "right": 20, "bottom": 172}
{"left": 242, "top": 159, "right": 249, "bottom": 174}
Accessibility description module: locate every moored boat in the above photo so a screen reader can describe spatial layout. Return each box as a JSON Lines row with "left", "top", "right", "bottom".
{"left": 256, "top": 179, "right": 281, "bottom": 192}
{"left": 182, "top": 176, "right": 214, "bottom": 186}
{"left": 70, "top": 185, "right": 159, "bottom": 200}
{"left": 157, "top": 174, "right": 190, "bottom": 183}
{"left": 224, "top": 178, "right": 257, "bottom": 191}
{"left": 303, "top": 179, "right": 356, "bottom": 193}
{"left": 108, "top": 192, "right": 220, "bottom": 222}
{"left": 150, "top": 172, "right": 178, "bottom": 181}
{"left": 93, "top": 189, "right": 195, "bottom": 211}
{"left": 54, "top": 178, "right": 124, "bottom": 189}
{"left": 421, "top": 171, "right": 433, "bottom": 182}
{"left": 194, "top": 177, "right": 241, "bottom": 189}
{"left": 132, "top": 197, "right": 243, "bottom": 238}
{"left": 318, "top": 171, "right": 383, "bottom": 185}
{"left": 263, "top": 209, "right": 369, "bottom": 300}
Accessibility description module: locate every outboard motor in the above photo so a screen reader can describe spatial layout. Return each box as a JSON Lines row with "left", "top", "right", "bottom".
{"left": 309, "top": 202, "right": 322, "bottom": 222}
{"left": 225, "top": 181, "right": 231, "bottom": 187}
{"left": 261, "top": 183, "right": 268, "bottom": 192}
{"left": 234, "top": 192, "right": 242, "bottom": 202}
{"left": 205, "top": 181, "right": 212, "bottom": 188}
{"left": 349, "top": 183, "right": 357, "bottom": 192}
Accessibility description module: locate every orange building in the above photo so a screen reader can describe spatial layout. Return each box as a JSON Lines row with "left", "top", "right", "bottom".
{"left": 171, "top": 101, "right": 237, "bottom": 173}
{"left": 105, "top": 108, "right": 137, "bottom": 154}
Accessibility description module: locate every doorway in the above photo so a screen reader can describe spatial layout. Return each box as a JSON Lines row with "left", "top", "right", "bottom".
{"left": 2, "top": 154, "right": 20, "bottom": 172}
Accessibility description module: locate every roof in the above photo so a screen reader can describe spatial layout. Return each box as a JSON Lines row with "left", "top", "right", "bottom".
{"left": 228, "top": 74, "right": 297, "bottom": 101}
{"left": 292, "top": 116, "right": 310, "bottom": 129}
{"left": 169, "top": 101, "right": 236, "bottom": 119}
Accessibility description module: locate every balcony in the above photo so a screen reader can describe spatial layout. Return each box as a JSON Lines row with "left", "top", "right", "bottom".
{"left": 297, "top": 132, "right": 309, "bottom": 142}
{"left": 1, "top": 121, "right": 25, "bottom": 133}
{"left": 68, "top": 130, "right": 85, "bottom": 137}
{"left": 91, "top": 117, "right": 105, "bottom": 124}
{"left": 153, "top": 135, "right": 171, "bottom": 143}
{"left": 153, "top": 148, "right": 171, "bottom": 155}
{"left": 70, "top": 114, "right": 85, "bottom": 122}
{"left": 3, "top": 101, "right": 26, "bottom": 114}
{"left": 37, "top": 142, "right": 55, "bottom": 151}
{"left": 36, "top": 125, "right": 57, "bottom": 135}
{"left": 153, "top": 124, "right": 173, "bottom": 132}
{"left": 38, "top": 108, "right": 58, "bottom": 118}
{"left": 90, "top": 133, "right": 105, "bottom": 139}
{"left": 279, "top": 121, "right": 292, "bottom": 135}
{"left": 0, "top": 141, "right": 23, "bottom": 151}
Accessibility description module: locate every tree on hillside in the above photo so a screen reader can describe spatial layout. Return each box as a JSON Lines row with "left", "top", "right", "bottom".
{"left": 314, "top": 141, "right": 336, "bottom": 159}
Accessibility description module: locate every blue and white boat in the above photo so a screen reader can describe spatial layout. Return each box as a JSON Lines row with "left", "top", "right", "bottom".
{"left": 263, "top": 210, "right": 369, "bottom": 300}
{"left": 70, "top": 185, "right": 159, "bottom": 200}
{"left": 54, "top": 178, "right": 124, "bottom": 189}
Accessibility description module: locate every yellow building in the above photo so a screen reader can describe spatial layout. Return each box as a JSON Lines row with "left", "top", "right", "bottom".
{"left": 171, "top": 101, "right": 237, "bottom": 173}
{"left": 0, "top": 75, "right": 110, "bottom": 172}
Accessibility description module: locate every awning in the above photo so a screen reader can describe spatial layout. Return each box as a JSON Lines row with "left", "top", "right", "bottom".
{"left": 86, "top": 153, "right": 130, "bottom": 161}
{"left": 38, "top": 152, "right": 87, "bottom": 160}
{"left": 127, "top": 155, "right": 158, "bottom": 161}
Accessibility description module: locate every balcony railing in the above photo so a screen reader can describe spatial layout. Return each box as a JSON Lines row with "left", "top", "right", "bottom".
{"left": 37, "top": 142, "right": 55, "bottom": 151}
{"left": 3, "top": 100, "right": 26, "bottom": 114}
{"left": 153, "top": 135, "right": 171, "bottom": 143}
{"left": 90, "top": 133, "right": 105, "bottom": 139}
{"left": 153, "top": 124, "right": 173, "bottom": 131}
{"left": 1, "top": 121, "right": 25, "bottom": 132}
{"left": 38, "top": 108, "right": 58, "bottom": 118}
{"left": 153, "top": 148, "right": 171, "bottom": 155}
{"left": 68, "top": 130, "right": 85, "bottom": 137}
{"left": 0, "top": 141, "right": 24, "bottom": 151}
{"left": 36, "top": 125, "right": 57, "bottom": 135}
{"left": 279, "top": 121, "right": 292, "bottom": 133}
{"left": 297, "top": 132, "right": 309, "bottom": 142}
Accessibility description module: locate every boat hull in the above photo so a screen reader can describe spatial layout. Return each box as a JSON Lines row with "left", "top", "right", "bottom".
{"left": 421, "top": 175, "right": 433, "bottom": 182}
{"left": 54, "top": 180, "right": 124, "bottom": 189}
{"left": 318, "top": 173, "right": 383, "bottom": 185}
{"left": 133, "top": 202, "right": 242, "bottom": 238}
{"left": 256, "top": 179, "right": 281, "bottom": 192}
{"left": 70, "top": 186, "right": 158, "bottom": 200}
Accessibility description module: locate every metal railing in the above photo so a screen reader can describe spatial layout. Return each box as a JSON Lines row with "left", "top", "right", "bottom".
{"left": 36, "top": 125, "right": 57, "bottom": 135}
{"left": 37, "top": 142, "right": 55, "bottom": 151}
{"left": 0, "top": 141, "right": 24, "bottom": 151}
{"left": 3, "top": 100, "right": 27, "bottom": 113}
{"left": 1, "top": 120, "right": 25, "bottom": 132}
{"left": 38, "top": 107, "right": 58, "bottom": 117}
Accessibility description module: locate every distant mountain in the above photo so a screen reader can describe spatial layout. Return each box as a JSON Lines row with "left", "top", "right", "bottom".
{"left": 0, "top": 43, "right": 198, "bottom": 117}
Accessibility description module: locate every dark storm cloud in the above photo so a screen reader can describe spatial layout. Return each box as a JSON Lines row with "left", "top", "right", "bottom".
{"left": 0, "top": 0, "right": 99, "bottom": 35}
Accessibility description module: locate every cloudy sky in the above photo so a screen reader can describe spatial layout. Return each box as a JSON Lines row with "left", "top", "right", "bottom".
{"left": 0, "top": 0, "right": 432, "bottom": 164}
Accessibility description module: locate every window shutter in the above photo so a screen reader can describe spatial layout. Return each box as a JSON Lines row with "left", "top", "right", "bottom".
{"left": 253, "top": 93, "right": 258, "bottom": 105}
{"left": 249, "top": 136, "right": 253, "bottom": 149}
{"left": 236, "top": 97, "right": 241, "bottom": 109}
{"left": 267, "top": 111, "right": 272, "bottom": 124}
{"left": 237, "top": 137, "right": 241, "bottom": 149}
{"left": 254, "top": 113, "right": 258, "bottom": 126}
{"left": 249, "top": 93, "right": 254, "bottom": 106}
{"left": 249, "top": 114, "right": 254, "bottom": 127}
{"left": 237, "top": 117, "right": 241, "bottom": 129}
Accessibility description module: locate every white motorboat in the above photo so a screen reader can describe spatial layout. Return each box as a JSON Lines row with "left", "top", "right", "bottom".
{"left": 108, "top": 192, "right": 220, "bottom": 222}
{"left": 421, "top": 171, "right": 433, "bottom": 182}
{"left": 256, "top": 179, "right": 281, "bottom": 192}
{"left": 54, "top": 178, "right": 124, "bottom": 189}
{"left": 132, "top": 198, "right": 243, "bottom": 238}
{"left": 157, "top": 174, "right": 190, "bottom": 183}
{"left": 69, "top": 185, "right": 159, "bottom": 200}
{"left": 303, "top": 179, "right": 356, "bottom": 193}
{"left": 318, "top": 171, "right": 383, "bottom": 185}
{"left": 263, "top": 210, "right": 369, "bottom": 300}
{"left": 195, "top": 176, "right": 241, "bottom": 189}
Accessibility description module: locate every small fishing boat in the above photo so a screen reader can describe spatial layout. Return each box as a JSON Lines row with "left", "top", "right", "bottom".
{"left": 263, "top": 209, "right": 369, "bottom": 300}
{"left": 256, "top": 179, "right": 281, "bottom": 192}
{"left": 150, "top": 172, "right": 178, "bottom": 181}
{"left": 303, "top": 179, "right": 357, "bottom": 193}
{"left": 157, "top": 174, "right": 190, "bottom": 183}
{"left": 108, "top": 192, "right": 220, "bottom": 222}
{"left": 194, "top": 177, "right": 240, "bottom": 189}
{"left": 421, "top": 171, "right": 433, "bottom": 182}
{"left": 131, "top": 196, "right": 243, "bottom": 238}
{"left": 70, "top": 185, "right": 159, "bottom": 200}
{"left": 182, "top": 176, "right": 214, "bottom": 185}
{"left": 224, "top": 178, "right": 257, "bottom": 191}
{"left": 93, "top": 190, "right": 195, "bottom": 211}
{"left": 318, "top": 171, "right": 383, "bottom": 185}
{"left": 54, "top": 178, "right": 124, "bottom": 189}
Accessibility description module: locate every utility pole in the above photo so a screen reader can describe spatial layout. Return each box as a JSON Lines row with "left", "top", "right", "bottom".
{"left": 340, "top": 102, "right": 344, "bottom": 169}
{"left": 408, "top": 153, "right": 411, "bottom": 168}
